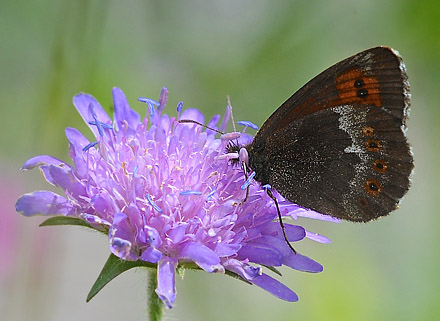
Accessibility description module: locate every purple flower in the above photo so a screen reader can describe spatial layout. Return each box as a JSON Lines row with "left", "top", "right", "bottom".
{"left": 16, "top": 87, "right": 336, "bottom": 308}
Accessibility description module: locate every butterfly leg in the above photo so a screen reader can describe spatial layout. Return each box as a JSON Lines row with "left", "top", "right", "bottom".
{"left": 266, "top": 188, "right": 297, "bottom": 254}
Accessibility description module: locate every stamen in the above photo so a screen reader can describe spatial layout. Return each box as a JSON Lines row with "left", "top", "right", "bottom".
{"left": 262, "top": 184, "right": 272, "bottom": 190}
{"left": 206, "top": 188, "right": 216, "bottom": 201}
{"left": 158, "top": 87, "right": 168, "bottom": 112}
{"left": 180, "top": 190, "right": 202, "bottom": 196}
{"left": 219, "top": 99, "right": 232, "bottom": 132}
{"left": 82, "top": 141, "right": 99, "bottom": 152}
{"left": 89, "top": 121, "right": 113, "bottom": 129}
{"left": 138, "top": 97, "right": 160, "bottom": 106}
{"left": 237, "top": 120, "right": 258, "bottom": 130}
{"left": 177, "top": 101, "right": 183, "bottom": 114}
{"left": 88, "top": 120, "right": 113, "bottom": 137}
{"left": 241, "top": 171, "right": 256, "bottom": 190}
{"left": 146, "top": 193, "right": 163, "bottom": 213}
{"left": 91, "top": 112, "right": 104, "bottom": 137}
{"left": 227, "top": 96, "right": 237, "bottom": 132}
{"left": 133, "top": 165, "right": 139, "bottom": 177}
{"left": 138, "top": 97, "right": 160, "bottom": 117}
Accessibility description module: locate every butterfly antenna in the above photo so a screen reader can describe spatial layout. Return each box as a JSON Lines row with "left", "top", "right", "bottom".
{"left": 178, "top": 119, "right": 224, "bottom": 134}
{"left": 266, "top": 189, "right": 297, "bottom": 254}
{"left": 227, "top": 95, "right": 237, "bottom": 132}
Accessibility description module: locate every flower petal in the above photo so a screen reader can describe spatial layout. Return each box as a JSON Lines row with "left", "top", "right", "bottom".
{"left": 141, "top": 247, "right": 162, "bottom": 263}
{"left": 214, "top": 242, "right": 242, "bottom": 257}
{"left": 166, "top": 224, "right": 187, "bottom": 244}
{"left": 250, "top": 273, "right": 298, "bottom": 302}
{"left": 261, "top": 222, "right": 306, "bottom": 242}
{"left": 21, "top": 155, "right": 68, "bottom": 171}
{"left": 180, "top": 108, "right": 204, "bottom": 125}
{"left": 109, "top": 212, "right": 136, "bottom": 260}
{"left": 65, "top": 127, "right": 90, "bottom": 177}
{"left": 65, "top": 127, "right": 90, "bottom": 156}
{"left": 73, "top": 93, "right": 112, "bottom": 137}
{"left": 15, "top": 191, "right": 75, "bottom": 216}
{"left": 223, "top": 258, "right": 261, "bottom": 280}
{"left": 282, "top": 253, "right": 323, "bottom": 273}
{"left": 287, "top": 206, "right": 340, "bottom": 223}
{"left": 156, "top": 257, "right": 177, "bottom": 309}
{"left": 305, "top": 230, "right": 332, "bottom": 243}
{"left": 49, "top": 165, "right": 86, "bottom": 198}
{"left": 237, "top": 243, "right": 282, "bottom": 266}
{"left": 205, "top": 114, "right": 220, "bottom": 136}
{"left": 179, "top": 242, "right": 220, "bottom": 271}
{"left": 112, "top": 87, "right": 140, "bottom": 134}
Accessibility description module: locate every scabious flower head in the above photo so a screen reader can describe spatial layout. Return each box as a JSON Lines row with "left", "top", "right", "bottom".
{"left": 16, "top": 87, "right": 337, "bottom": 307}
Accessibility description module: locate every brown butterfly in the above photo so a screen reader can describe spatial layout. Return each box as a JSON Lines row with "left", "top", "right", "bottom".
{"left": 235, "top": 46, "right": 413, "bottom": 224}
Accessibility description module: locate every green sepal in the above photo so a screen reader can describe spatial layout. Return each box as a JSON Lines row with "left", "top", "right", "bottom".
{"left": 40, "top": 216, "right": 93, "bottom": 228}
{"left": 87, "top": 253, "right": 156, "bottom": 302}
{"left": 39, "top": 216, "right": 107, "bottom": 234}
{"left": 262, "top": 265, "right": 283, "bottom": 277}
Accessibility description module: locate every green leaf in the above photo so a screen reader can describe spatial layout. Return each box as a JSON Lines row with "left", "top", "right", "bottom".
{"left": 40, "top": 216, "right": 94, "bottom": 228}
{"left": 39, "top": 216, "right": 108, "bottom": 234}
{"left": 87, "top": 254, "right": 156, "bottom": 302}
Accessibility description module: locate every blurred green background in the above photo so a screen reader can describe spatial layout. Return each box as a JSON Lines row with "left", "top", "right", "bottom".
{"left": 1, "top": 1, "right": 439, "bottom": 320}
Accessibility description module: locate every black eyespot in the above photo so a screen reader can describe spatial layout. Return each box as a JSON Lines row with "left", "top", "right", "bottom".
{"left": 358, "top": 198, "right": 368, "bottom": 207}
{"left": 357, "top": 88, "right": 368, "bottom": 98}
{"left": 373, "top": 159, "right": 387, "bottom": 173}
{"left": 362, "top": 126, "right": 374, "bottom": 137}
{"left": 365, "top": 179, "right": 381, "bottom": 196}
{"left": 366, "top": 139, "right": 382, "bottom": 152}
{"left": 354, "top": 79, "right": 365, "bottom": 88}
{"left": 369, "top": 182, "right": 379, "bottom": 191}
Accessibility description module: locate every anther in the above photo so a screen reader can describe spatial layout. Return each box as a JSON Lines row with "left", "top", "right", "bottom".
{"left": 237, "top": 120, "right": 259, "bottom": 130}
{"left": 206, "top": 188, "right": 216, "bottom": 201}
{"left": 177, "top": 101, "right": 183, "bottom": 114}
{"left": 180, "top": 190, "right": 202, "bottom": 196}
{"left": 82, "top": 141, "right": 99, "bottom": 152}
{"left": 241, "top": 171, "right": 256, "bottom": 190}
{"left": 146, "top": 194, "right": 163, "bottom": 213}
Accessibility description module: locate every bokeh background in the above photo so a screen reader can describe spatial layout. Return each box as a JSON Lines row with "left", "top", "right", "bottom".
{"left": 1, "top": 1, "right": 439, "bottom": 320}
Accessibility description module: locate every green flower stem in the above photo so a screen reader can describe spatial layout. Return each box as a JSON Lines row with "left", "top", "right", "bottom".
{"left": 148, "top": 269, "right": 163, "bottom": 321}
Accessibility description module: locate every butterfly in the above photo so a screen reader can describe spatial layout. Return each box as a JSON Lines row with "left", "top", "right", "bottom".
{"left": 234, "top": 46, "right": 413, "bottom": 224}
{"left": 184, "top": 47, "right": 413, "bottom": 252}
